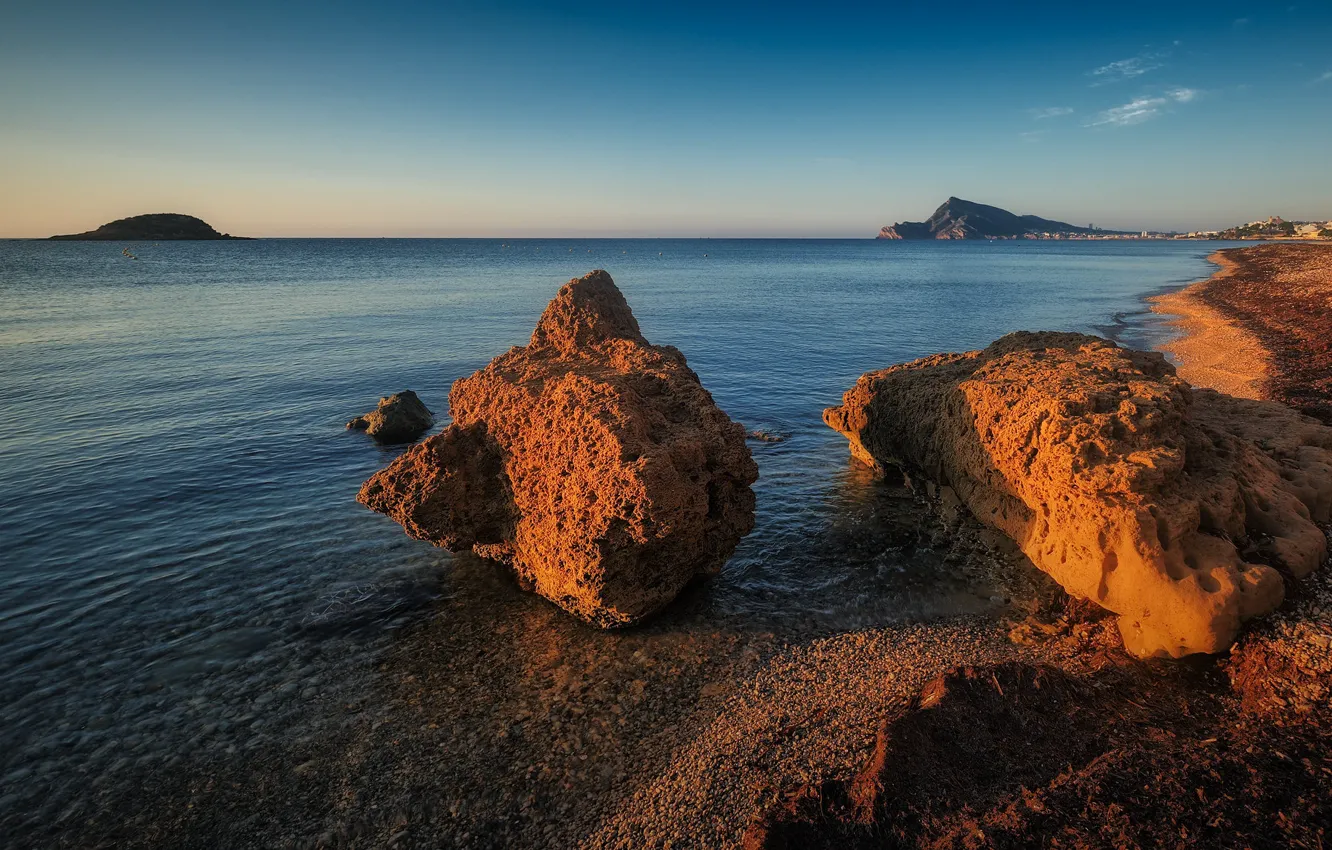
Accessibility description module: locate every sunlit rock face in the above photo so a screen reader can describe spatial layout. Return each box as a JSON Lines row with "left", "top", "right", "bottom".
{"left": 825, "top": 331, "right": 1332, "bottom": 658}
{"left": 359, "top": 270, "right": 758, "bottom": 627}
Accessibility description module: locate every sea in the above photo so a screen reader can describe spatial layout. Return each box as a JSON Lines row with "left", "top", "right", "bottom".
{"left": 0, "top": 237, "right": 1244, "bottom": 834}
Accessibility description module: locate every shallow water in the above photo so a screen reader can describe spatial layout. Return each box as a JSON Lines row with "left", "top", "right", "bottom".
{"left": 0, "top": 237, "right": 1238, "bottom": 833}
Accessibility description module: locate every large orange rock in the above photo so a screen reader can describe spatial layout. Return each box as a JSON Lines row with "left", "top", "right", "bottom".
{"left": 825, "top": 332, "right": 1332, "bottom": 658}
{"left": 359, "top": 271, "right": 758, "bottom": 626}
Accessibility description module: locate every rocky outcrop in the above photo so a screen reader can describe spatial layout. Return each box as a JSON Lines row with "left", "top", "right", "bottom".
{"left": 358, "top": 270, "right": 758, "bottom": 627}
{"left": 346, "top": 390, "right": 435, "bottom": 443}
{"left": 824, "top": 332, "right": 1332, "bottom": 658}
{"left": 876, "top": 222, "right": 931, "bottom": 240}
{"left": 49, "top": 213, "right": 247, "bottom": 240}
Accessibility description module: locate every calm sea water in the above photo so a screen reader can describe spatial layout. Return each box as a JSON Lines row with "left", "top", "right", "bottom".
{"left": 0, "top": 237, "right": 1238, "bottom": 831}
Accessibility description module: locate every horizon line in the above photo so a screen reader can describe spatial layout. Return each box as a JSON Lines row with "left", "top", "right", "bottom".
{"left": 4, "top": 232, "right": 1217, "bottom": 241}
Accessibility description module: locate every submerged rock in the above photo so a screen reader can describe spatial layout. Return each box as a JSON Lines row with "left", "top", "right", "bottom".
{"left": 347, "top": 390, "right": 435, "bottom": 443}
{"left": 747, "top": 429, "right": 790, "bottom": 443}
{"left": 358, "top": 270, "right": 758, "bottom": 627}
{"left": 824, "top": 331, "right": 1332, "bottom": 658}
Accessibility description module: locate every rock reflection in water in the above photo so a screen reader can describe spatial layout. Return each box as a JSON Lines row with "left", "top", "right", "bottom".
{"left": 712, "top": 456, "right": 1014, "bottom": 632}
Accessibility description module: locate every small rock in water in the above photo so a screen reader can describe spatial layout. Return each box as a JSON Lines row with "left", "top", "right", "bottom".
{"left": 347, "top": 390, "right": 434, "bottom": 444}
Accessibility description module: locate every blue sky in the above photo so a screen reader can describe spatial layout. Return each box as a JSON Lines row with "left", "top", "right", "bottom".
{"left": 2, "top": 1, "right": 1330, "bottom": 236}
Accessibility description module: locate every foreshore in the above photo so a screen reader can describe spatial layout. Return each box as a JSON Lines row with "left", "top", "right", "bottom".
{"left": 15, "top": 249, "right": 1332, "bottom": 849}
{"left": 1151, "top": 243, "right": 1332, "bottom": 421}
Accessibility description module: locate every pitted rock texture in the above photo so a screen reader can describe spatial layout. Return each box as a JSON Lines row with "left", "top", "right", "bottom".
{"left": 359, "top": 270, "right": 758, "bottom": 627}
{"left": 824, "top": 332, "right": 1332, "bottom": 658}
{"left": 346, "top": 390, "right": 435, "bottom": 443}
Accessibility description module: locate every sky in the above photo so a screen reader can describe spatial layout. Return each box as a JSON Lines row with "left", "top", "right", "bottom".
{"left": 1, "top": 1, "right": 1330, "bottom": 237}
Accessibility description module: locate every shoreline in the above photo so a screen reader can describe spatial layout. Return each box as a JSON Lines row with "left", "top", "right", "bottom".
{"left": 1150, "top": 243, "right": 1332, "bottom": 421}
{"left": 1148, "top": 251, "right": 1272, "bottom": 400}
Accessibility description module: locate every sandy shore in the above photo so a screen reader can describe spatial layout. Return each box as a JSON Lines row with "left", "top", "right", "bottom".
{"left": 1152, "top": 243, "right": 1332, "bottom": 421}
{"left": 1149, "top": 252, "right": 1272, "bottom": 400}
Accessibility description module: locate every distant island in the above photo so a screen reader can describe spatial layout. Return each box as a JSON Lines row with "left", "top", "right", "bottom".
{"left": 877, "top": 197, "right": 1138, "bottom": 240}
{"left": 49, "top": 213, "right": 249, "bottom": 241}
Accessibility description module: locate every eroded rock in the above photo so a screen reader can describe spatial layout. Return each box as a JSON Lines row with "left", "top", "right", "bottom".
{"left": 347, "top": 390, "right": 435, "bottom": 443}
{"left": 824, "top": 332, "right": 1332, "bottom": 658}
{"left": 359, "top": 270, "right": 758, "bottom": 626}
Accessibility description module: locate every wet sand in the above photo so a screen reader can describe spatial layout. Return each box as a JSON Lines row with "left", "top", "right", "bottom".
{"left": 1149, "top": 253, "right": 1272, "bottom": 399}
{"left": 1152, "top": 243, "right": 1332, "bottom": 420}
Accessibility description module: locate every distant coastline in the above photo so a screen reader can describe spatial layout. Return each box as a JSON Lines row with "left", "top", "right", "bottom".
{"left": 876, "top": 197, "right": 1137, "bottom": 241}
{"left": 877, "top": 198, "right": 1332, "bottom": 242}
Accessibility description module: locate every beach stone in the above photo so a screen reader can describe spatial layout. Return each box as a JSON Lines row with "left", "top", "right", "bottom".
{"left": 825, "top": 331, "right": 1332, "bottom": 658}
{"left": 359, "top": 270, "right": 758, "bottom": 626}
{"left": 347, "top": 390, "right": 434, "bottom": 444}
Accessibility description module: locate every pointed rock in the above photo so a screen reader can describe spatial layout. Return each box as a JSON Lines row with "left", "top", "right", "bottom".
{"left": 528, "top": 269, "right": 646, "bottom": 354}
{"left": 359, "top": 271, "right": 758, "bottom": 626}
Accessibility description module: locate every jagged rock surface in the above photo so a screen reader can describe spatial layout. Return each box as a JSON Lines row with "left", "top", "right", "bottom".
{"left": 346, "top": 390, "right": 435, "bottom": 443}
{"left": 824, "top": 332, "right": 1332, "bottom": 658}
{"left": 359, "top": 271, "right": 758, "bottom": 626}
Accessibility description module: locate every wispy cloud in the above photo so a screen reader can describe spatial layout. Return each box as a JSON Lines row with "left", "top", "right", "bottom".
{"left": 1089, "top": 97, "right": 1168, "bottom": 126}
{"left": 1087, "top": 88, "right": 1198, "bottom": 127}
{"left": 1314, "top": 70, "right": 1332, "bottom": 84}
{"left": 1028, "top": 106, "right": 1074, "bottom": 120}
{"left": 1019, "top": 130, "right": 1049, "bottom": 142}
{"left": 1090, "top": 52, "right": 1165, "bottom": 85}
{"left": 1233, "top": 17, "right": 1251, "bottom": 28}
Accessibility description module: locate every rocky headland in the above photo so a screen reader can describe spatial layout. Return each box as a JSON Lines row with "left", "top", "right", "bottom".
{"left": 877, "top": 197, "right": 1133, "bottom": 240}
{"left": 358, "top": 270, "right": 759, "bottom": 627}
{"left": 49, "top": 213, "right": 247, "bottom": 240}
